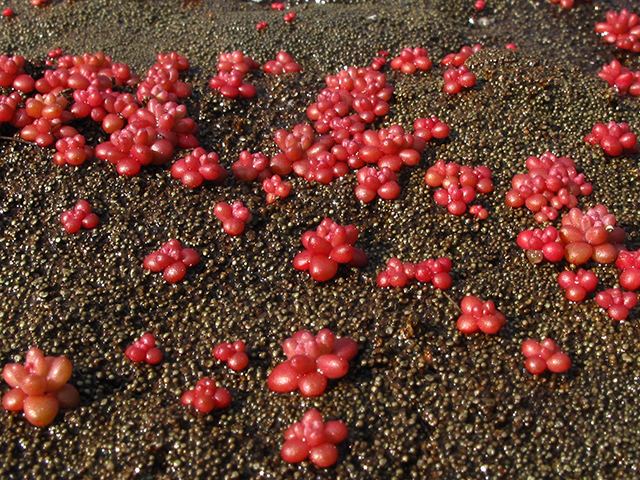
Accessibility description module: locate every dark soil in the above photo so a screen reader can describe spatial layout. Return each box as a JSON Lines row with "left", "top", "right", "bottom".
{"left": 0, "top": 0, "right": 639, "bottom": 479}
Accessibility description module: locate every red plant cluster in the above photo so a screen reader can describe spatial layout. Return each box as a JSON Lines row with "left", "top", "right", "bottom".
{"left": 256, "top": 21, "right": 268, "bottom": 30}
{"left": 263, "top": 51, "right": 302, "bottom": 75}
{"left": 293, "top": 218, "right": 367, "bottom": 282}
{"left": 281, "top": 409, "right": 348, "bottom": 468}
{"left": 516, "top": 226, "right": 565, "bottom": 264}
{"left": 137, "top": 52, "right": 190, "bottom": 103}
{"left": 596, "top": 288, "right": 638, "bottom": 321}
{"left": 370, "top": 54, "right": 387, "bottom": 71}
{"left": 0, "top": 55, "right": 35, "bottom": 92}
{"left": 143, "top": 239, "right": 200, "bottom": 283}
{"left": 271, "top": 118, "right": 432, "bottom": 192}
{"left": 598, "top": 60, "right": 640, "bottom": 96}
{"left": 209, "top": 51, "right": 260, "bottom": 99}
{"left": 71, "top": 88, "right": 138, "bottom": 134}
{"left": 517, "top": 205, "right": 625, "bottom": 266}
{"left": 270, "top": 124, "right": 349, "bottom": 183}
{"left": 558, "top": 205, "right": 625, "bottom": 265}
{"left": 171, "top": 147, "right": 228, "bottom": 188}
{"left": 94, "top": 53, "right": 198, "bottom": 175}
{"left": 0, "top": 50, "right": 199, "bottom": 177}
{"left": 2, "top": 348, "right": 80, "bottom": 427}
{"left": 443, "top": 65, "right": 477, "bottom": 94}
{"left": 19, "top": 92, "right": 73, "bottom": 147}
{"left": 0, "top": 92, "right": 22, "bottom": 124}
{"left": 456, "top": 296, "right": 506, "bottom": 334}
{"left": 390, "top": 47, "right": 432, "bottom": 74}
{"left": 267, "top": 329, "right": 358, "bottom": 397}
{"left": 284, "top": 12, "right": 296, "bottom": 23}
{"left": 521, "top": 339, "right": 571, "bottom": 374}
{"left": 548, "top": 0, "right": 591, "bottom": 9}
{"left": 262, "top": 174, "right": 292, "bottom": 203}
{"left": 355, "top": 166, "right": 399, "bottom": 202}
{"left": 308, "top": 66, "right": 393, "bottom": 134}
{"left": 616, "top": 250, "right": 640, "bottom": 291}
{"left": 264, "top": 66, "right": 448, "bottom": 205}
{"left": 54, "top": 134, "right": 94, "bottom": 166}
{"left": 214, "top": 201, "right": 252, "bottom": 236}
{"left": 60, "top": 200, "right": 99, "bottom": 234}
{"left": 125, "top": 333, "right": 163, "bottom": 365}
{"left": 595, "top": 9, "right": 640, "bottom": 52}
{"left": 213, "top": 341, "right": 249, "bottom": 371}
{"left": 425, "top": 160, "right": 493, "bottom": 217}
{"left": 584, "top": 121, "right": 638, "bottom": 156}
{"left": 215, "top": 50, "right": 260, "bottom": 74}
{"left": 232, "top": 150, "right": 271, "bottom": 182}
{"left": 505, "top": 151, "right": 593, "bottom": 223}
{"left": 441, "top": 44, "right": 482, "bottom": 67}
{"left": 376, "top": 257, "right": 452, "bottom": 289}
{"left": 557, "top": 269, "right": 598, "bottom": 302}
{"left": 347, "top": 125, "right": 426, "bottom": 171}
{"left": 413, "top": 116, "right": 450, "bottom": 141}
{"left": 180, "top": 378, "right": 232, "bottom": 413}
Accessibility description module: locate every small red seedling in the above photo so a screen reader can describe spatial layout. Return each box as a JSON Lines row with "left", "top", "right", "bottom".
{"left": 548, "top": 0, "right": 590, "bottom": 9}
{"left": 213, "top": 340, "right": 249, "bottom": 371}
{"left": 443, "top": 65, "right": 476, "bottom": 94}
{"left": 370, "top": 55, "right": 387, "bottom": 70}
{"left": 281, "top": 409, "right": 348, "bottom": 468}
{"left": 143, "top": 239, "right": 200, "bottom": 283}
{"left": 522, "top": 339, "right": 571, "bottom": 374}
{"left": 413, "top": 116, "right": 450, "bottom": 140}
{"left": 209, "top": 51, "right": 260, "bottom": 99}
{"left": 456, "top": 295, "right": 506, "bottom": 334}
{"left": 293, "top": 218, "right": 368, "bottom": 282}
{"left": 355, "top": 166, "right": 400, "bottom": 202}
{"left": 214, "top": 201, "right": 252, "bottom": 236}
{"left": 268, "top": 329, "right": 358, "bottom": 397}
{"left": 232, "top": 151, "right": 271, "bottom": 182}
{"left": 180, "top": 378, "right": 231, "bottom": 413}
{"left": 54, "top": 134, "right": 93, "bottom": 166}
{"left": 171, "top": 148, "right": 228, "bottom": 188}
{"left": 125, "top": 333, "right": 163, "bottom": 365}
{"left": 390, "top": 47, "right": 432, "bottom": 74}
{"left": 60, "top": 200, "right": 99, "bottom": 234}
{"left": 598, "top": 60, "right": 640, "bottom": 96}
{"left": 441, "top": 45, "right": 483, "bottom": 67}
{"left": 263, "top": 52, "right": 302, "bottom": 75}
{"left": 426, "top": 160, "right": 493, "bottom": 217}
{"left": 616, "top": 250, "right": 640, "bottom": 291}
{"left": 516, "top": 226, "right": 564, "bottom": 264}
{"left": 596, "top": 288, "right": 638, "bottom": 321}
{"left": 262, "top": 174, "right": 292, "bottom": 203}
{"left": 505, "top": 152, "right": 593, "bottom": 223}
{"left": 584, "top": 121, "right": 638, "bottom": 157}
{"left": 595, "top": 9, "right": 640, "bottom": 52}
{"left": 559, "top": 205, "right": 625, "bottom": 265}
{"left": 377, "top": 257, "right": 452, "bottom": 289}
{"left": 557, "top": 269, "right": 598, "bottom": 302}
{"left": 2, "top": 347, "right": 80, "bottom": 427}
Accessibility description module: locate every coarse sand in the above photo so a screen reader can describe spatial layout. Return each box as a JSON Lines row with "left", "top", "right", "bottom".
{"left": 0, "top": 0, "right": 639, "bottom": 478}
